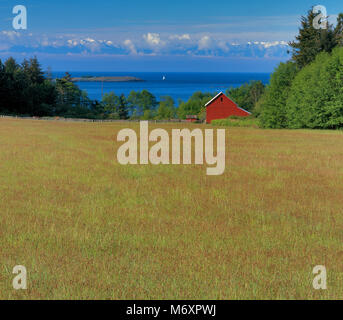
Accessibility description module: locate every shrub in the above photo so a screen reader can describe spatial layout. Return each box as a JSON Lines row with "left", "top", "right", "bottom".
{"left": 211, "top": 116, "right": 259, "bottom": 128}
{"left": 286, "top": 47, "right": 343, "bottom": 129}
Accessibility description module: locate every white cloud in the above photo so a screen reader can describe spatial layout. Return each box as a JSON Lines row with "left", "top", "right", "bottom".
{"left": 1, "top": 31, "right": 21, "bottom": 41}
{"left": 123, "top": 39, "right": 137, "bottom": 55}
{"left": 143, "top": 33, "right": 161, "bottom": 46}
{"left": 84, "top": 37, "right": 96, "bottom": 43}
{"left": 0, "top": 30, "right": 291, "bottom": 60}
{"left": 198, "top": 35, "right": 212, "bottom": 50}
{"left": 67, "top": 39, "right": 78, "bottom": 47}
{"left": 217, "top": 41, "right": 229, "bottom": 52}
{"left": 169, "top": 34, "right": 191, "bottom": 41}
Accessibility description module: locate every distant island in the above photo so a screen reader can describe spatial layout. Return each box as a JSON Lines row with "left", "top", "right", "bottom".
{"left": 71, "top": 76, "right": 144, "bottom": 83}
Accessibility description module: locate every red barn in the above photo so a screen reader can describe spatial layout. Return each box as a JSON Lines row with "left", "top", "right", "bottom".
{"left": 205, "top": 92, "right": 251, "bottom": 124}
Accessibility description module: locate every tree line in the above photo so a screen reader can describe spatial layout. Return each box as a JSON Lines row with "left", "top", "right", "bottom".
{"left": 208, "top": 8, "right": 343, "bottom": 130}
{"left": 258, "top": 9, "right": 343, "bottom": 129}
{"left": 0, "top": 56, "right": 265, "bottom": 121}
{"left": 0, "top": 60, "right": 170, "bottom": 120}
{"left": 0, "top": 57, "right": 210, "bottom": 120}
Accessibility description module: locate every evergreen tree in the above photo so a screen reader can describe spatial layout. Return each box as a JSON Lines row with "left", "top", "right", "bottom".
{"left": 55, "top": 72, "right": 83, "bottom": 107}
{"left": 23, "top": 57, "right": 45, "bottom": 84}
{"left": 0, "top": 59, "right": 8, "bottom": 113}
{"left": 334, "top": 13, "right": 343, "bottom": 46}
{"left": 118, "top": 94, "right": 129, "bottom": 120}
{"left": 0, "top": 56, "right": 57, "bottom": 116}
{"left": 289, "top": 8, "right": 336, "bottom": 69}
{"left": 4, "top": 57, "right": 19, "bottom": 74}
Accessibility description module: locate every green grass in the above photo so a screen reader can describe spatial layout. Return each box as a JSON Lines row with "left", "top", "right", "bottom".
{"left": 0, "top": 118, "right": 343, "bottom": 300}
{"left": 211, "top": 116, "right": 259, "bottom": 128}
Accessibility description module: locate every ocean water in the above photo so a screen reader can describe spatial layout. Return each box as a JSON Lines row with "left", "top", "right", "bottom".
{"left": 53, "top": 72, "right": 271, "bottom": 105}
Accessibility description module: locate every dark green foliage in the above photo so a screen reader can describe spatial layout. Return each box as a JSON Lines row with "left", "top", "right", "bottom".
{"left": 0, "top": 56, "right": 109, "bottom": 119}
{"left": 0, "top": 57, "right": 56, "bottom": 116}
{"left": 289, "top": 9, "right": 336, "bottom": 69}
{"left": 127, "top": 89, "right": 158, "bottom": 118}
{"left": 102, "top": 91, "right": 162, "bottom": 120}
{"left": 101, "top": 92, "right": 120, "bottom": 119}
{"left": 118, "top": 94, "right": 129, "bottom": 120}
{"left": 0, "top": 56, "right": 168, "bottom": 120}
{"left": 335, "top": 14, "right": 343, "bottom": 46}
{"left": 226, "top": 81, "right": 265, "bottom": 114}
{"left": 54, "top": 72, "right": 100, "bottom": 118}
{"left": 259, "top": 8, "right": 343, "bottom": 129}
{"left": 177, "top": 91, "right": 214, "bottom": 119}
{"left": 156, "top": 96, "right": 176, "bottom": 120}
{"left": 139, "top": 90, "right": 158, "bottom": 113}
{"left": 55, "top": 72, "right": 86, "bottom": 107}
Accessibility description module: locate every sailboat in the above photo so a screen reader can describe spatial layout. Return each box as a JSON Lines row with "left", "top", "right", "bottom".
{"left": 162, "top": 75, "right": 166, "bottom": 81}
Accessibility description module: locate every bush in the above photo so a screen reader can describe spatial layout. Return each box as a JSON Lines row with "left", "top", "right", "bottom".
{"left": 177, "top": 92, "right": 214, "bottom": 119}
{"left": 286, "top": 47, "right": 343, "bottom": 129}
{"left": 211, "top": 116, "right": 259, "bottom": 128}
{"left": 259, "top": 61, "right": 298, "bottom": 128}
{"left": 226, "top": 80, "right": 265, "bottom": 114}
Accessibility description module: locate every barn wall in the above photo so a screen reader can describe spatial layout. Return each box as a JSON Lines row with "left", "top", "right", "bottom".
{"left": 206, "top": 94, "right": 250, "bottom": 124}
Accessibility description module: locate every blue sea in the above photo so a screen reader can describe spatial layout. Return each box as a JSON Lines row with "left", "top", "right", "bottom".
{"left": 53, "top": 72, "right": 271, "bottom": 105}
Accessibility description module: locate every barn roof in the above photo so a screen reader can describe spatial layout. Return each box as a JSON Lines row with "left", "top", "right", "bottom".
{"left": 205, "top": 92, "right": 251, "bottom": 115}
{"left": 205, "top": 92, "right": 225, "bottom": 107}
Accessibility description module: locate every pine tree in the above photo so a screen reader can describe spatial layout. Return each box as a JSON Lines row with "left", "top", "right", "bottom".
{"left": 289, "top": 8, "right": 336, "bottom": 69}
{"left": 27, "top": 57, "right": 44, "bottom": 84}
{"left": 334, "top": 13, "right": 343, "bottom": 46}
{"left": 118, "top": 94, "right": 129, "bottom": 120}
{"left": 4, "top": 57, "right": 19, "bottom": 74}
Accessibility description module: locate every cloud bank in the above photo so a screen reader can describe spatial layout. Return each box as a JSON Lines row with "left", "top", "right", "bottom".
{"left": 0, "top": 30, "right": 291, "bottom": 59}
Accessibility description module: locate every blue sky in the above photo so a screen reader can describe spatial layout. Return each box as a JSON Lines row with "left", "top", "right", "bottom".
{"left": 0, "top": 0, "right": 342, "bottom": 72}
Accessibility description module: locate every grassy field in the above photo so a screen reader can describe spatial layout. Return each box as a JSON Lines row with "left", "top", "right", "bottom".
{"left": 1, "top": 118, "right": 343, "bottom": 300}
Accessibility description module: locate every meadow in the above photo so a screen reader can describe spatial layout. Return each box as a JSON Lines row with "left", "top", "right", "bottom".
{"left": 1, "top": 118, "right": 343, "bottom": 300}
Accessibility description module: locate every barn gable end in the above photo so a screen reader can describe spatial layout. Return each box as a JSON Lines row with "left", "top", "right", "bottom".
{"left": 205, "top": 92, "right": 251, "bottom": 124}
